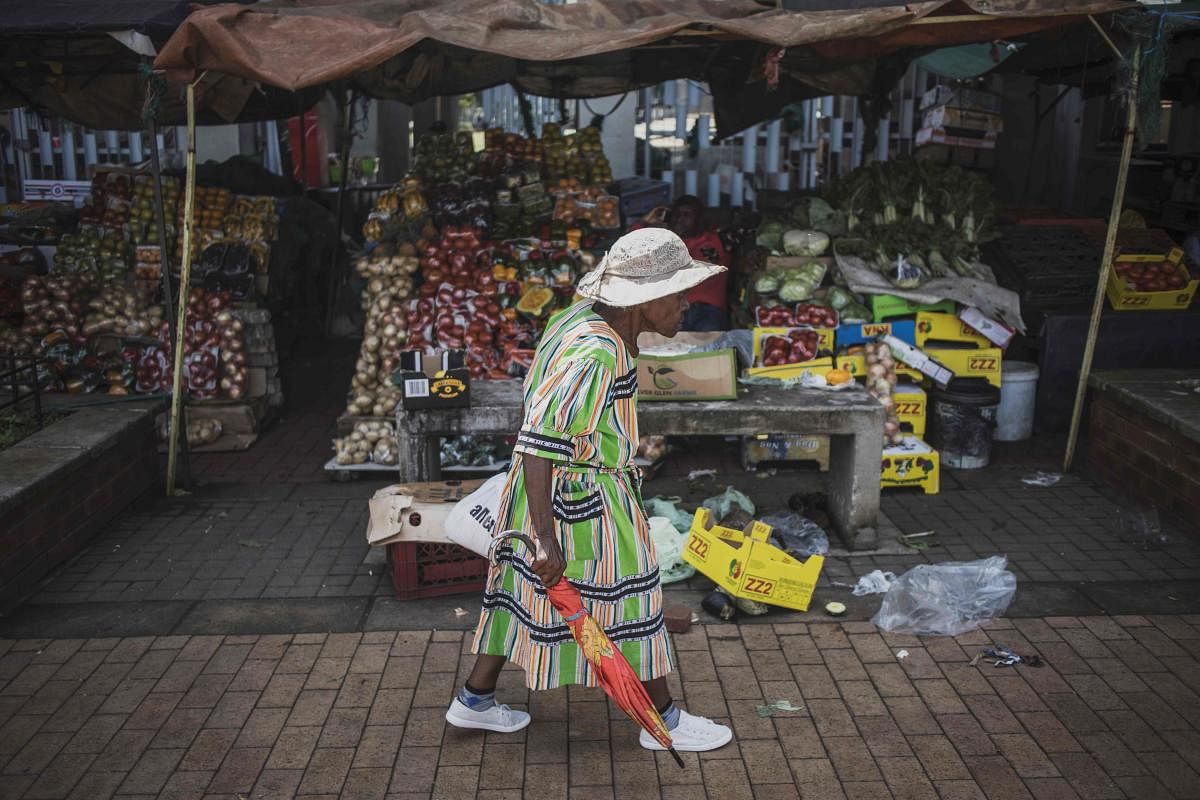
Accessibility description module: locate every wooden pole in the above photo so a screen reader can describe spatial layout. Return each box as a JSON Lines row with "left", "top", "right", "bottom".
{"left": 166, "top": 78, "right": 201, "bottom": 496}
{"left": 324, "top": 88, "right": 355, "bottom": 335}
{"left": 1063, "top": 45, "right": 1139, "bottom": 472}
{"left": 148, "top": 115, "right": 190, "bottom": 491}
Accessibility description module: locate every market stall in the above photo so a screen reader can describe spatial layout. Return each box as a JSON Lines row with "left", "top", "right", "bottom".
{"left": 0, "top": 166, "right": 296, "bottom": 452}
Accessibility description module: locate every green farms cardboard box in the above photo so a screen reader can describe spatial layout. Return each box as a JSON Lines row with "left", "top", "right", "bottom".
{"left": 636, "top": 332, "right": 737, "bottom": 402}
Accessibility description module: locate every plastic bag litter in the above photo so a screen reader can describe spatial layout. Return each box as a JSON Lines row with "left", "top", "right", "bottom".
{"left": 693, "top": 328, "right": 754, "bottom": 369}
{"left": 871, "top": 556, "right": 1017, "bottom": 637}
{"left": 852, "top": 570, "right": 898, "bottom": 596}
{"left": 702, "top": 486, "right": 755, "bottom": 520}
{"left": 762, "top": 513, "right": 829, "bottom": 558}
{"left": 644, "top": 496, "right": 693, "bottom": 534}
{"left": 1021, "top": 471, "right": 1062, "bottom": 487}
{"left": 648, "top": 516, "right": 695, "bottom": 584}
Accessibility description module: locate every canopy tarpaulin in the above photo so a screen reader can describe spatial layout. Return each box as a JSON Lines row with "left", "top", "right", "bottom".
{"left": 0, "top": 0, "right": 320, "bottom": 130}
{"left": 155, "top": 0, "right": 1132, "bottom": 137}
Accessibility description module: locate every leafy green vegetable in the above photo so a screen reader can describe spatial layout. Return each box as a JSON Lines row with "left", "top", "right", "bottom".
{"left": 779, "top": 278, "right": 815, "bottom": 302}
{"left": 754, "top": 273, "right": 781, "bottom": 294}
{"left": 756, "top": 222, "right": 786, "bottom": 252}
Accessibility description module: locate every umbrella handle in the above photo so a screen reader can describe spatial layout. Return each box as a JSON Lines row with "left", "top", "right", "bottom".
{"left": 488, "top": 529, "right": 537, "bottom": 566}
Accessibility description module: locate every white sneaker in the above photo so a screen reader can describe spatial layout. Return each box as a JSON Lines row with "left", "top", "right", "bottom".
{"left": 444, "top": 697, "right": 531, "bottom": 734}
{"left": 639, "top": 709, "right": 733, "bottom": 752}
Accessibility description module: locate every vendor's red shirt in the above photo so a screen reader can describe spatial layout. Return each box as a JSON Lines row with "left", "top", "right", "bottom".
{"left": 683, "top": 230, "right": 729, "bottom": 311}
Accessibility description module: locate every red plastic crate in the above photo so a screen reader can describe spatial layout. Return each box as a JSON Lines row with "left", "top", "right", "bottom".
{"left": 387, "top": 541, "right": 489, "bottom": 600}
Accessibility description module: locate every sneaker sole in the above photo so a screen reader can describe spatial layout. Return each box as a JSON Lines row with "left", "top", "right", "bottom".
{"left": 444, "top": 708, "right": 531, "bottom": 734}
{"left": 640, "top": 727, "right": 734, "bottom": 752}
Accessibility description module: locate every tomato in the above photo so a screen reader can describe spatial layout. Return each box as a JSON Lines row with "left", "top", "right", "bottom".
{"left": 1167, "top": 273, "right": 1187, "bottom": 289}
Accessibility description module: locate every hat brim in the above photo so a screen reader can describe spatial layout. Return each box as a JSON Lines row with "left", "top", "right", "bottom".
{"left": 576, "top": 258, "right": 726, "bottom": 308}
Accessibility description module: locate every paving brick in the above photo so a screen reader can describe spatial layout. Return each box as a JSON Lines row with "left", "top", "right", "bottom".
{"left": 909, "top": 734, "right": 971, "bottom": 781}
{"left": 914, "top": 679, "right": 969, "bottom": 716}
{"left": 523, "top": 763, "right": 568, "bottom": 799}
{"left": 478, "top": 742, "right": 524, "bottom": 790}
{"left": 789, "top": 757, "right": 848, "bottom": 800}
{"left": 884, "top": 696, "right": 940, "bottom": 736}
{"left": 203, "top": 691, "right": 258, "bottom": 730}
{"left": 933, "top": 779, "right": 988, "bottom": 799}
{"left": 251, "top": 767, "right": 303, "bottom": 799}
{"left": 823, "top": 650, "right": 869, "bottom": 682}
{"left": 808, "top": 699, "right": 857, "bottom": 738}
{"left": 233, "top": 707, "right": 288, "bottom": 749}
{"left": 151, "top": 707, "right": 211, "bottom": 750}
{"left": 824, "top": 736, "right": 883, "bottom": 783}
{"left": 780, "top": 636, "right": 824, "bottom": 666}
{"left": 866, "top": 664, "right": 917, "bottom": 698}
{"left": 1136, "top": 751, "right": 1200, "bottom": 798}
{"left": 962, "top": 694, "right": 1023, "bottom": 734}
{"left": 64, "top": 769, "right": 126, "bottom": 800}
{"left": 1048, "top": 753, "right": 1123, "bottom": 799}
{"left": 389, "top": 745, "right": 440, "bottom": 793}
{"left": 775, "top": 716, "right": 825, "bottom": 760}
{"left": 697, "top": 757, "right": 754, "bottom": 800}
{"left": 344, "top": 766, "right": 392, "bottom": 800}
{"left": 876, "top": 755, "right": 936, "bottom": 800}
{"left": 20, "top": 751, "right": 96, "bottom": 800}
{"left": 297, "top": 746, "right": 355, "bottom": 795}
{"left": 208, "top": 746, "right": 269, "bottom": 794}
{"left": 1112, "top": 775, "right": 1175, "bottom": 799}
{"left": 841, "top": 781, "right": 891, "bottom": 800}
{"left": 938, "top": 715, "right": 996, "bottom": 756}
{"left": 848, "top": 635, "right": 895, "bottom": 665}
{"left": 991, "top": 734, "right": 1058, "bottom": 779}
{"left": 258, "top": 672, "right": 306, "bottom": 708}
{"left": 179, "top": 728, "right": 238, "bottom": 772}
{"left": 1023, "top": 778, "right": 1082, "bottom": 800}
{"left": 853, "top": 714, "right": 911, "bottom": 758}
{"left": 840, "top": 681, "right": 887, "bottom": 717}
{"left": 964, "top": 755, "right": 1033, "bottom": 800}
{"left": 368, "top": 688, "right": 414, "bottom": 727}
{"left": 811, "top": 626, "right": 852, "bottom": 650}
{"left": 985, "top": 676, "right": 1047, "bottom": 713}
{"left": 740, "top": 739, "right": 792, "bottom": 784}
{"left": 118, "top": 746, "right": 185, "bottom": 795}
{"left": 286, "top": 688, "right": 337, "bottom": 727}
{"left": 3, "top": 731, "right": 72, "bottom": 776}
{"left": 791, "top": 664, "right": 841, "bottom": 700}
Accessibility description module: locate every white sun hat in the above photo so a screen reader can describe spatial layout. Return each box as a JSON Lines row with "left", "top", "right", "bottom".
{"left": 576, "top": 228, "right": 725, "bottom": 308}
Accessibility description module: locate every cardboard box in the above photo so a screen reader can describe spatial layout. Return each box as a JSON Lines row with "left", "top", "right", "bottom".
{"left": 881, "top": 335, "right": 955, "bottom": 388}
{"left": 892, "top": 383, "right": 927, "bottom": 436}
{"left": 881, "top": 436, "right": 940, "bottom": 494}
{"left": 745, "top": 356, "right": 836, "bottom": 381}
{"left": 837, "top": 320, "right": 917, "bottom": 348}
{"left": 924, "top": 346, "right": 1002, "bottom": 387}
{"left": 919, "top": 85, "right": 1002, "bottom": 114}
{"left": 366, "top": 479, "right": 487, "bottom": 547}
{"left": 636, "top": 349, "right": 738, "bottom": 401}
{"left": 682, "top": 508, "right": 824, "bottom": 611}
{"left": 741, "top": 434, "right": 830, "bottom": 472}
{"left": 957, "top": 307, "right": 1015, "bottom": 348}
{"left": 922, "top": 105, "right": 1004, "bottom": 134}
{"left": 915, "top": 312, "right": 991, "bottom": 349}
{"left": 1106, "top": 252, "right": 1197, "bottom": 312}
{"left": 870, "top": 294, "right": 956, "bottom": 322}
{"left": 915, "top": 127, "right": 998, "bottom": 150}
{"left": 394, "top": 350, "right": 471, "bottom": 410}
{"left": 752, "top": 326, "right": 836, "bottom": 358}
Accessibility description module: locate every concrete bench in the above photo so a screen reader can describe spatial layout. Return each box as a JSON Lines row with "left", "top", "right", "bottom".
{"left": 396, "top": 381, "right": 884, "bottom": 550}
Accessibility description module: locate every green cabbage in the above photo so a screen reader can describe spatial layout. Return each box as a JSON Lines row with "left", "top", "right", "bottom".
{"left": 754, "top": 273, "right": 780, "bottom": 294}
{"left": 756, "top": 222, "right": 786, "bottom": 251}
{"left": 827, "top": 287, "right": 855, "bottom": 311}
{"left": 840, "top": 302, "right": 871, "bottom": 323}
{"left": 783, "top": 230, "right": 831, "bottom": 257}
{"left": 779, "top": 278, "right": 814, "bottom": 303}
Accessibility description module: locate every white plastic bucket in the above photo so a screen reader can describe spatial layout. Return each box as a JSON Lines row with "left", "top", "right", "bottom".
{"left": 995, "top": 361, "right": 1039, "bottom": 441}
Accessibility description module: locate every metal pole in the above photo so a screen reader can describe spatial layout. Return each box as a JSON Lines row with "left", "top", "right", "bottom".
{"left": 166, "top": 77, "right": 203, "bottom": 496}
{"left": 642, "top": 88, "right": 651, "bottom": 178}
{"left": 325, "top": 88, "right": 355, "bottom": 335}
{"left": 1063, "top": 45, "right": 1140, "bottom": 472}
{"left": 149, "top": 115, "right": 190, "bottom": 491}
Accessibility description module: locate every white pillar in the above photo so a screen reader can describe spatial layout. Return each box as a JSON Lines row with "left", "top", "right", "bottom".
{"left": 128, "top": 132, "right": 143, "bottom": 163}
{"left": 675, "top": 101, "right": 688, "bottom": 140}
{"left": 730, "top": 172, "right": 744, "bottom": 206}
{"left": 61, "top": 127, "right": 77, "bottom": 180}
{"left": 765, "top": 120, "right": 781, "bottom": 174}
{"left": 83, "top": 132, "right": 98, "bottom": 170}
{"left": 876, "top": 117, "right": 890, "bottom": 163}
{"left": 688, "top": 81, "right": 701, "bottom": 108}
{"left": 741, "top": 124, "right": 757, "bottom": 174}
{"left": 830, "top": 118, "right": 844, "bottom": 153}
{"left": 696, "top": 115, "right": 710, "bottom": 149}
{"left": 684, "top": 169, "right": 698, "bottom": 196}
{"left": 706, "top": 172, "right": 720, "bottom": 207}
{"left": 776, "top": 172, "right": 790, "bottom": 191}
{"left": 663, "top": 80, "right": 677, "bottom": 108}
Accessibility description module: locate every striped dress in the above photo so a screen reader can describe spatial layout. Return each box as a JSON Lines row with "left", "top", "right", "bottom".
{"left": 471, "top": 301, "right": 674, "bottom": 690}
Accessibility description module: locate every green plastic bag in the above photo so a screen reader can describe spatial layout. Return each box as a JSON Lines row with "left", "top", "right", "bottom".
{"left": 702, "top": 487, "right": 755, "bottom": 521}
{"left": 645, "top": 496, "right": 694, "bottom": 534}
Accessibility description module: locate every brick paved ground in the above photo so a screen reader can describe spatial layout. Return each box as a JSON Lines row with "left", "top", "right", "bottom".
{"left": 4, "top": 341, "right": 1200, "bottom": 796}
{"left": 2, "top": 617, "right": 1200, "bottom": 799}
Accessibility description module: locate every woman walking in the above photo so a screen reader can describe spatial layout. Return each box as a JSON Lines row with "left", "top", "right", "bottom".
{"left": 445, "top": 228, "right": 733, "bottom": 753}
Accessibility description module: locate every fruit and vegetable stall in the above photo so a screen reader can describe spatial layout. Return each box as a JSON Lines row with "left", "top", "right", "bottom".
{"left": 0, "top": 169, "right": 288, "bottom": 452}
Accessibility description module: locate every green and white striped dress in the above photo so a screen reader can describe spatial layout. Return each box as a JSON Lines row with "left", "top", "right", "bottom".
{"left": 471, "top": 301, "right": 674, "bottom": 690}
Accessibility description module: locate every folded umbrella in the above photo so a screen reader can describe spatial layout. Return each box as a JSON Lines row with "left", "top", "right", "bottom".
{"left": 490, "top": 531, "right": 684, "bottom": 768}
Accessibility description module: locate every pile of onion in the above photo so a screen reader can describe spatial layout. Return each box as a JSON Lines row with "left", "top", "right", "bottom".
{"left": 214, "top": 310, "right": 248, "bottom": 400}
{"left": 864, "top": 341, "right": 903, "bottom": 446}
{"left": 333, "top": 419, "right": 398, "bottom": 466}
{"left": 83, "top": 285, "right": 163, "bottom": 337}
{"left": 344, "top": 242, "right": 419, "bottom": 418}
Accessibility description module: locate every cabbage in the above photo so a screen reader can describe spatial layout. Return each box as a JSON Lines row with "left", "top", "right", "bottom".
{"left": 783, "top": 230, "right": 830, "bottom": 257}
{"left": 827, "top": 287, "right": 855, "bottom": 311}
{"left": 840, "top": 302, "right": 871, "bottom": 323}
{"left": 779, "top": 278, "right": 814, "bottom": 303}
{"left": 754, "top": 273, "right": 780, "bottom": 294}
{"left": 756, "top": 222, "right": 786, "bottom": 251}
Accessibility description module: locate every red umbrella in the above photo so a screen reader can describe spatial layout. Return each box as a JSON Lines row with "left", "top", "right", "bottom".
{"left": 491, "top": 532, "right": 684, "bottom": 768}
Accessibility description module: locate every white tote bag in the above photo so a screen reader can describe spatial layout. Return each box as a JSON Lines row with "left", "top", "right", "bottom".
{"left": 444, "top": 472, "right": 508, "bottom": 558}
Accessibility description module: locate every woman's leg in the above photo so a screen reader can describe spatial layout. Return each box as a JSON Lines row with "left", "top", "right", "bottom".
{"left": 642, "top": 675, "right": 671, "bottom": 708}
{"left": 466, "top": 654, "right": 507, "bottom": 692}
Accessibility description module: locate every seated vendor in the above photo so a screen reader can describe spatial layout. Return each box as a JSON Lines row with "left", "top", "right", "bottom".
{"left": 666, "top": 196, "right": 730, "bottom": 331}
